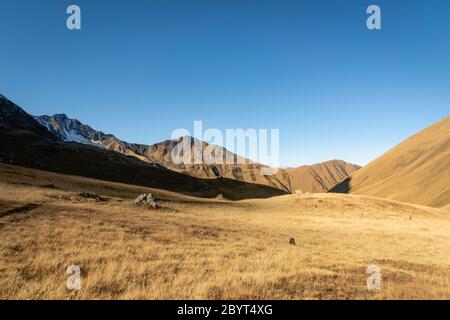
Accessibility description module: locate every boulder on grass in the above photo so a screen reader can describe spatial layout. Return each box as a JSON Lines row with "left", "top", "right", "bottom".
{"left": 134, "top": 193, "right": 159, "bottom": 209}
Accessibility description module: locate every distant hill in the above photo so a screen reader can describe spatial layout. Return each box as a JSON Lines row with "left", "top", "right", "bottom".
{"left": 286, "top": 160, "right": 361, "bottom": 193}
{"left": 330, "top": 115, "right": 450, "bottom": 207}
{"left": 0, "top": 95, "right": 286, "bottom": 200}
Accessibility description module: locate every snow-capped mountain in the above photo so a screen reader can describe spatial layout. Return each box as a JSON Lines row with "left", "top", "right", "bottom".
{"left": 35, "top": 113, "right": 161, "bottom": 164}
{"left": 34, "top": 114, "right": 107, "bottom": 146}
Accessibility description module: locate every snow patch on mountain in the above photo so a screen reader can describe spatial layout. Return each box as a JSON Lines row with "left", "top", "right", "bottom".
{"left": 34, "top": 114, "right": 93, "bottom": 145}
{"left": 63, "top": 128, "right": 89, "bottom": 143}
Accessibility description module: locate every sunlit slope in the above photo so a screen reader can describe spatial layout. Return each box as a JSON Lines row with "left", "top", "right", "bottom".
{"left": 331, "top": 116, "right": 450, "bottom": 207}
{"left": 286, "top": 160, "right": 360, "bottom": 193}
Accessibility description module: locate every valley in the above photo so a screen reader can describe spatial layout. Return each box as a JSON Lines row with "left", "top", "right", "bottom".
{"left": 0, "top": 163, "right": 448, "bottom": 299}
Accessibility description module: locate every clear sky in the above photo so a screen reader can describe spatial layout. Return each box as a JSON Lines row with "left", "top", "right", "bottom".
{"left": 1, "top": 0, "right": 449, "bottom": 167}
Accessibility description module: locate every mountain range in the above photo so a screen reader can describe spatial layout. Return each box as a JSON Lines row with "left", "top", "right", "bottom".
{"left": 0, "top": 95, "right": 286, "bottom": 200}
{"left": 2, "top": 93, "right": 448, "bottom": 207}
{"left": 34, "top": 113, "right": 359, "bottom": 193}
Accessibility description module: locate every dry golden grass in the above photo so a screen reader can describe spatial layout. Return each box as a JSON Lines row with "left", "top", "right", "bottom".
{"left": 0, "top": 164, "right": 449, "bottom": 299}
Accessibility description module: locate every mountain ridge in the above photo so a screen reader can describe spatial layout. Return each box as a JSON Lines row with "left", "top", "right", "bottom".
{"left": 35, "top": 112, "right": 360, "bottom": 193}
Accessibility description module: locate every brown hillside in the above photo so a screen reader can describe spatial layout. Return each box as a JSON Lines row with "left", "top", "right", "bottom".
{"left": 330, "top": 116, "right": 450, "bottom": 207}
{"left": 286, "top": 160, "right": 360, "bottom": 193}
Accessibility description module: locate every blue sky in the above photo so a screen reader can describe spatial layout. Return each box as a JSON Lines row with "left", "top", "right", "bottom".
{"left": 1, "top": 0, "right": 449, "bottom": 166}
